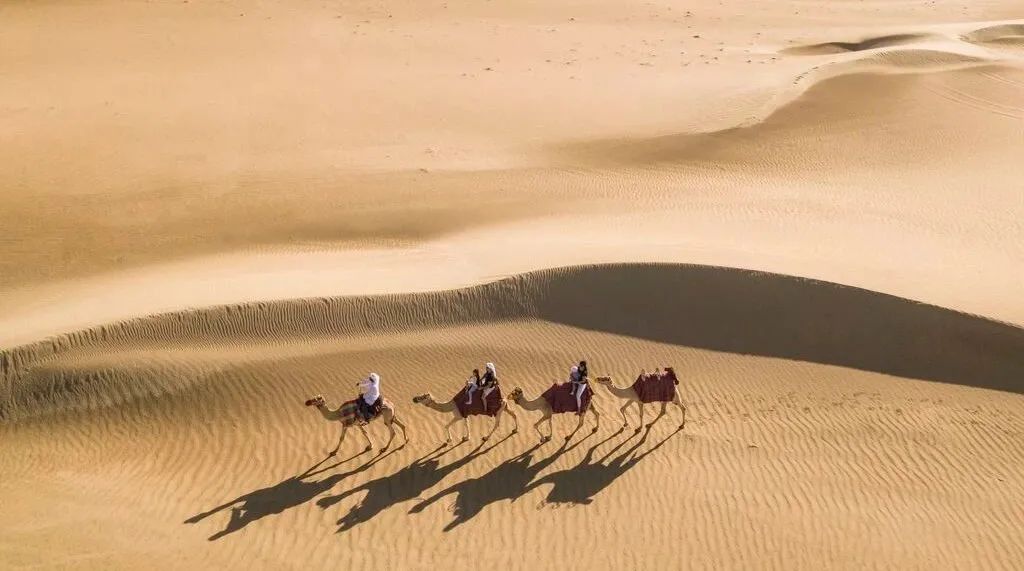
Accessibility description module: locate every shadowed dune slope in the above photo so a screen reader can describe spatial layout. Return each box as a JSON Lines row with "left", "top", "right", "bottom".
{"left": 962, "top": 24, "right": 1024, "bottom": 46}
{"left": 781, "top": 33, "right": 937, "bottom": 55}
{"left": 4, "top": 264, "right": 1022, "bottom": 421}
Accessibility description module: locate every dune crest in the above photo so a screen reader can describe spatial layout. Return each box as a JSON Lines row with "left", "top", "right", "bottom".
{"left": 781, "top": 33, "right": 938, "bottom": 55}
{"left": 4, "top": 264, "right": 1023, "bottom": 422}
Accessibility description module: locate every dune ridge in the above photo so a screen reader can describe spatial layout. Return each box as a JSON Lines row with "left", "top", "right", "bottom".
{"left": 5, "top": 263, "right": 1023, "bottom": 423}
{"left": 781, "top": 33, "right": 941, "bottom": 55}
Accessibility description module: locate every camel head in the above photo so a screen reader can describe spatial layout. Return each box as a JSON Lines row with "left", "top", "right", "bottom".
{"left": 508, "top": 387, "right": 523, "bottom": 401}
{"left": 594, "top": 376, "right": 613, "bottom": 385}
{"left": 412, "top": 393, "right": 434, "bottom": 404}
{"left": 304, "top": 394, "right": 325, "bottom": 408}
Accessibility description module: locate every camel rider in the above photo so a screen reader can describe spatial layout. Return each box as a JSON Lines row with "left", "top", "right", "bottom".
{"left": 465, "top": 368, "right": 482, "bottom": 404}
{"left": 480, "top": 362, "right": 498, "bottom": 410}
{"left": 356, "top": 372, "right": 381, "bottom": 421}
{"left": 466, "top": 362, "right": 499, "bottom": 411}
{"left": 578, "top": 360, "right": 589, "bottom": 383}
{"left": 570, "top": 361, "right": 589, "bottom": 414}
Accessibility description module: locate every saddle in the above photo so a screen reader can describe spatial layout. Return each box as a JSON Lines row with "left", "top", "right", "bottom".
{"left": 357, "top": 396, "right": 384, "bottom": 422}
{"left": 631, "top": 368, "right": 678, "bottom": 403}
{"left": 455, "top": 385, "right": 502, "bottom": 417}
{"left": 542, "top": 382, "right": 593, "bottom": 415}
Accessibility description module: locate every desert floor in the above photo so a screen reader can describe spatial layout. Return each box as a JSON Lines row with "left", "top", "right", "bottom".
{"left": 2, "top": 1, "right": 1023, "bottom": 569}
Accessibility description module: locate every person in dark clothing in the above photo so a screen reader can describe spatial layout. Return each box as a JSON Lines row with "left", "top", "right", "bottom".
{"left": 569, "top": 361, "right": 589, "bottom": 414}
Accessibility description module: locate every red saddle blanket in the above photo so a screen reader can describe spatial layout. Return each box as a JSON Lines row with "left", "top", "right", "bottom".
{"left": 542, "top": 382, "right": 593, "bottom": 414}
{"left": 454, "top": 386, "right": 502, "bottom": 418}
{"left": 631, "top": 369, "right": 678, "bottom": 403}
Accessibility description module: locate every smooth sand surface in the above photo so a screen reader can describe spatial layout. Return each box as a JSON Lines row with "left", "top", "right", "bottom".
{"left": 2, "top": 1, "right": 1023, "bottom": 569}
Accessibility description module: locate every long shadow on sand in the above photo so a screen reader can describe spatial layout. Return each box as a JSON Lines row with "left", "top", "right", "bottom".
{"left": 407, "top": 431, "right": 604, "bottom": 531}
{"left": 318, "top": 434, "right": 512, "bottom": 532}
{"left": 184, "top": 449, "right": 394, "bottom": 540}
{"left": 525, "top": 426, "right": 680, "bottom": 506}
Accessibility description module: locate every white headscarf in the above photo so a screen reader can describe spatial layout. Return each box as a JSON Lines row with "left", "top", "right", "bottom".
{"left": 368, "top": 372, "right": 380, "bottom": 385}
{"left": 485, "top": 362, "right": 496, "bottom": 375}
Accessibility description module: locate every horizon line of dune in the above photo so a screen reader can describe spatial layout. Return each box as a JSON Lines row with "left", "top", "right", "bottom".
{"left": 4, "top": 263, "right": 1022, "bottom": 422}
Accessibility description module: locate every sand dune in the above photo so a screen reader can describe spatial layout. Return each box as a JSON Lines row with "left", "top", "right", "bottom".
{"left": 963, "top": 24, "right": 1024, "bottom": 47}
{"left": 4, "top": 263, "right": 1023, "bottom": 423}
{"left": 3, "top": 266, "right": 1023, "bottom": 568}
{"left": 3, "top": 1, "right": 1024, "bottom": 569}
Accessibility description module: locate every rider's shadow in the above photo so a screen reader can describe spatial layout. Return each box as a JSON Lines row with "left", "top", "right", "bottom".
{"left": 407, "top": 431, "right": 599, "bottom": 531}
{"left": 320, "top": 434, "right": 511, "bottom": 532}
{"left": 184, "top": 450, "right": 392, "bottom": 541}
{"left": 526, "top": 426, "right": 682, "bottom": 507}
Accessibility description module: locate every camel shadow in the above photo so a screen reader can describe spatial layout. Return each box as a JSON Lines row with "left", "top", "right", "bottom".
{"left": 184, "top": 449, "right": 391, "bottom": 541}
{"left": 525, "top": 426, "right": 681, "bottom": 506}
{"left": 320, "top": 434, "right": 511, "bottom": 532}
{"left": 408, "top": 431, "right": 598, "bottom": 531}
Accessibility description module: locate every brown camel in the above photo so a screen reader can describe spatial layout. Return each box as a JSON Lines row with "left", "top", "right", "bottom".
{"left": 412, "top": 393, "right": 518, "bottom": 444}
{"left": 304, "top": 394, "right": 408, "bottom": 454}
{"left": 507, "top": 386, "right": 600, "bottom": 443}
{"left": 594, "top": 369, "right": 686, "bottom": 431}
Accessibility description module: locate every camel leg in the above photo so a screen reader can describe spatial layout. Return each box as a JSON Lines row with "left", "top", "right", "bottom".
{"left": 463, "top": 416, "right": 471, "bottom": 442}
{"left": 332, "top": 424, "right": 348, "bottom": 455}
{"left": 618, "top": 401, "right": 631, "bottom": 429}
{"left": 590, "top": 404, "right": 601, "bottom": 433}
{"left": 503, "top": 403, "right": 519, "bottom": 434}
{"left": 358, "top": 424, "right": 374, "bottom": 451}
{"left": 649, "top": 402, "right": 667, "bottom": 428}
{"left": 392, "top": 415, "right": 409, "bottom": 444}
{"left": 483, "top": 411, "right": 500, "bottom": 442}
{"left": 672, "top": 394, "right": 687, "bottom": 429}
{"left": 533, "top": 415, "right": 551, "bottom": 444}
{"left": 382, "top": 420, "right": 396, "bottom": 451}
{"left": 567, "top": 411, "right": 586, "bottom": 441}
{"left": 443, "top": 416, "right": 458, "bottom": 444}
{"left": 636, "top": 404, "right": 645, "bottom": 433}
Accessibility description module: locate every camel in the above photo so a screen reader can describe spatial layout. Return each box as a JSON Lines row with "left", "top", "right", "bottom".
{"left": 412, "top": 393, "right": 518, "bottom": 444}
{"left": 304, "top": 394, "right": 408, "bottom": 455}
{"left": 594, "top": 369, "right": 686, "bottom": 431}
{"left": 507, "top": 386, "right": 600, "bottom": 443}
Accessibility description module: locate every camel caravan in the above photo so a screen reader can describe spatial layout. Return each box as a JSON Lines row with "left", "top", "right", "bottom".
{"left": 305, "top": 360, "right": 686, "bottom": 454}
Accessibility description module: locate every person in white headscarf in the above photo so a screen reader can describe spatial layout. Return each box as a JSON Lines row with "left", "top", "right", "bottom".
{"left": 356, "top": 372, "right": 381, "bottom": 420}
{"left": 465, "top": 362, "right": 499, "bottom": 411}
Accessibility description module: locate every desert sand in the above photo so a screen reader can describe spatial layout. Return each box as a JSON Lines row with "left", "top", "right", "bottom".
{"left": 2, "top": 0, "right": 1023, "bottom": 569}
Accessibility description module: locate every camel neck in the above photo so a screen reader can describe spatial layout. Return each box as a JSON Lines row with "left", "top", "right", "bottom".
{"left": 420, "top": 397, "right": 456, "bottom": 413}
{"left": 602, "top": 381, "right": 635, "bottom": 398}
{"left": 317, "top": 403, "right": 340, "bottom": 420}
{"left": 515, "top": 394, "right": 547, "bottom": 411}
